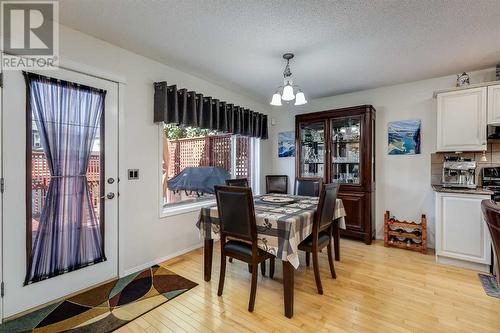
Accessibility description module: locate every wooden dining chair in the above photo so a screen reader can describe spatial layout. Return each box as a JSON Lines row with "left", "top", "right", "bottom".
{"left": 266, "top": 175, "right": 288, "bottom": 194}
{"left": 298, "top": 183, "right": 339, "bottom": 294}
{"left": 214, "top": 185, "right": 276, "bottom": 312}
{"left": 294, "top": 177, "right": 323, "bottom": 197}
{"left": 224, "top": 178, "right": 264, "bottom": 269}
{"left": 225, "top": 178, "right": 249, "bottom": 187}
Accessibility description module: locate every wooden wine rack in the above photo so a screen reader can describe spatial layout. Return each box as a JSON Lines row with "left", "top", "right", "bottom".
{"left": 384, "top": 211, "right": 427, "bottom": 254}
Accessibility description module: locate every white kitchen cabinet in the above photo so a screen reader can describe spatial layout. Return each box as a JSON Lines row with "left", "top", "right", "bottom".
{"left": 435, "top": 192, "right": 491, "bottom": 272}
{"left": 488, "top": 84, "right": 500, "bottom": 125}
{"left": 436, "top": 87, "right": 487, "bottom": 152}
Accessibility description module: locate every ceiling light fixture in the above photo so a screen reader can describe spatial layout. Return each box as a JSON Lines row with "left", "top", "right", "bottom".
{"left": 270, "top": 53, "right": 307, "bottom": 106}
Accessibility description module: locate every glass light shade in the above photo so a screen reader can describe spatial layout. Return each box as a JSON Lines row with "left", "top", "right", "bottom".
{"left": 270, "top": 93, "right": 282, "bottom": 106}
{"left": 281, "top": 84, "right": 295, "bottom": 101}
{"left": 294, "top": 91, "right": 307, "bottom": 105}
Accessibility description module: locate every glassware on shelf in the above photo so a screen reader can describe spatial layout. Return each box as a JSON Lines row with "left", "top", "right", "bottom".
{"left": 299, "top": 122, "right": 325, "bottom": 178}
{"left": 331, "top": 116, "right": 362, "bottom": 184}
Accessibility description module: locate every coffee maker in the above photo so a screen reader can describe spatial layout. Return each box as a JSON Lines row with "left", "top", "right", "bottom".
{"left": 441, "top": 156, "right": 477, "bottom": 188}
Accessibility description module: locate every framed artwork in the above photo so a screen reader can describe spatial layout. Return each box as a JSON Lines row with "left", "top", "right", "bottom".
{"left": 388, "top": 120, "right": 421, "bottom": 155}
{"left": 278, "top": 131, "right": 295, "bottom": 157}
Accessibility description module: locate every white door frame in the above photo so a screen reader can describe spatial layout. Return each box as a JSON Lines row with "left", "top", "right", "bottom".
{"left": 0, "top": 53, "right": 4, "bottom": 322}
{"left": 0, "top": 54, "right": 126, "bottom": 321}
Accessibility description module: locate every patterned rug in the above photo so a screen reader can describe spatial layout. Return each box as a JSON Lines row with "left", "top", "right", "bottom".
{"left": 0, "top": 265, "right": 197, "bottom": 332}
{"left": 478, "top": 273, "right": 500, "bottom": 298}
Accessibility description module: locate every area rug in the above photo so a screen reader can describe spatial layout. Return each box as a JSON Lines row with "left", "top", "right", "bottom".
{"left": 478, "top": 273, "right": 500, "bottom": 298}
{"left": 0, "top": 265, "right": 197, "bottom": 333}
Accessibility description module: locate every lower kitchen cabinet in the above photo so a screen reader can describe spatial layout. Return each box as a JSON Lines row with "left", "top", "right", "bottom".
{"left": 435, "top": 192, "right": 491, "bottom": 272}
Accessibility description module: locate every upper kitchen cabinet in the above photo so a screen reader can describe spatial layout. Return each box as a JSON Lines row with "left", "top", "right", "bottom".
{"left": 436, "top": 87, "right": 487, "bottom": 152}
{"left": 488, "top": 84, "right": 500, "bottom": 125}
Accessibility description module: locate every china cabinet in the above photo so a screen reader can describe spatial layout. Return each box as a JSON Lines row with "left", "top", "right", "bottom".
{"left": 295, "top": 105, "right": 376, "bottom": 244}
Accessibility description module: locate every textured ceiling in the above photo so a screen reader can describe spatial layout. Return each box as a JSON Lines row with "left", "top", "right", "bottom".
{"left": 59, "top": 0, "right": 500, "bottom": 102}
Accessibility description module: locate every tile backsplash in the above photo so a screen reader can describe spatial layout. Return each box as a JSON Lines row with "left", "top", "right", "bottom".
{"left": 431, "top": 141, "right": 500, "bottom": 186}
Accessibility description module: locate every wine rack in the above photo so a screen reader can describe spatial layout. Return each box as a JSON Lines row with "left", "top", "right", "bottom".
{"left": 384, "top": 211, "right": 427, "bottom": 254}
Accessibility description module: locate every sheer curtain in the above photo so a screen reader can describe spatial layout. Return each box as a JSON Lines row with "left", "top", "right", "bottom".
{"left": 24, "top": 72, "right": 107, "bottom": 284}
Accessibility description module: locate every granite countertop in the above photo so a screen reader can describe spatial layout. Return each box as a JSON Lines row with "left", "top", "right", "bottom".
{"left": 432, "top": 185, "right": 494, "bottom": 195}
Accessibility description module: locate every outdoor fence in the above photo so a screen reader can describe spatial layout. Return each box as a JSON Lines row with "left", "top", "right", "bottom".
{"left": 165, "top": 134, "right": 251, "bottom": 181}
{"left": 31, "top": 150, "right": 101, "bottom": 219}
{"left": 32, "top": 134, "right": 251, "bottom": 215}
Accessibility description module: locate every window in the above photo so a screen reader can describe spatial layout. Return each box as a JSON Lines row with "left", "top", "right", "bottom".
{"left": 160, "top": 123, "right": 257, "bottom": 210}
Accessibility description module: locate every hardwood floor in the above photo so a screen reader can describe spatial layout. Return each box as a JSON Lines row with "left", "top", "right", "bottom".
{"left": 115, "top": 240, "right": 500, "bottom": 333}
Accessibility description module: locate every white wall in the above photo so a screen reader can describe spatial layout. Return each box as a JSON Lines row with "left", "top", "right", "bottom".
{"left": 269, "top": 69, "right": 496, "bottom": 247}
{"left": 57, "top": 25, "right": 274, "bottom": 275}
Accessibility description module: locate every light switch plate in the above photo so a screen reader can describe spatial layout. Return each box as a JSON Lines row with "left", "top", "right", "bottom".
{"left": 128, "top": 169, "right": 139, "bottom": 180}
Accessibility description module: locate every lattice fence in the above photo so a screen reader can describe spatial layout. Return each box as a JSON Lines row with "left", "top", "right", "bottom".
{"left": 235, "top": 136, "right": 251, "bottom": 180}
{"left": 31, "top": 150, "right": 101, "bottom": 219}
{"left": 166, "top": 134, "right": 251, "bottom": 181}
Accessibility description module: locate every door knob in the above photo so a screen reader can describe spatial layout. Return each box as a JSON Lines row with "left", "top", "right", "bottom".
{"left": 101, "top": 192, "right": 115, "bottom": 200}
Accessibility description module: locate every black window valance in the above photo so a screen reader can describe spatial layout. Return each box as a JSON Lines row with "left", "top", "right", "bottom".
{"left": 153, "top": 81, "right": 268, "bottom": 139}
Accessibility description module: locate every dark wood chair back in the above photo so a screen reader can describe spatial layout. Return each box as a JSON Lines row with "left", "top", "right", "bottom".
{"left": 225, "top": 178, "right": 249, "bottom": 187}
{"left": 316, "top": 183, "right": 340, "bottom": 232}
{"left": 481, "top": 199, "right": 500, "bottom": 280}
{"left": 265, "top": 175, "right": 288, "bottom": 194}
{"left": 294, "top": 178, "right": 323, "bottom": 197}
{"left": 214, "top": 185, "right": 257, "bottom": 242}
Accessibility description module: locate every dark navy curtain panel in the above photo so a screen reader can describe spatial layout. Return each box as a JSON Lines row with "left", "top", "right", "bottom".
{"left": 153, "top": 81, "right": 269, "bottom": 139}
{"left": 24, "top": 72, "right": 107, "bottom": 285}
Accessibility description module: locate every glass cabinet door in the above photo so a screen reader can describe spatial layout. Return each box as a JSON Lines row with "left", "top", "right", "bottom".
{"left": 299, "top": 121, "right": 325, "bottom": 178}
{"left": 331, "top": 116, "right": 362, "bottom": 184}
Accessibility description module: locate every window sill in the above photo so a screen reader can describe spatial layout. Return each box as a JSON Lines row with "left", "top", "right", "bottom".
{"left": 160, "top": 199, "right": 216, "bottom": 218}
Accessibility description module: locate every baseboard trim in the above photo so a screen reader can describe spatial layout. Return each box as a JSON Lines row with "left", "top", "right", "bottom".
{"left": 120, "top": 242, "right": 204, "bottom": 277}
{"left": 437, "top": 255, "right": 490, "bottom": 273}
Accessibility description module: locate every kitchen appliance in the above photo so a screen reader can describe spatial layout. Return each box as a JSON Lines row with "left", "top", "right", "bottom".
{"left": 487, "top": 125, "right": 500, "bottom": 139}
{"left": 482, "top": 167, "right": 500, "bottom": 201}
{"left": 441, "top": 156, "right": 476, "bottom": 188}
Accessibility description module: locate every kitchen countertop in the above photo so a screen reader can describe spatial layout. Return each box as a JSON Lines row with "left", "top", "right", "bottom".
{"left": 432, "top": 185, "right": 494, "bottom": 195}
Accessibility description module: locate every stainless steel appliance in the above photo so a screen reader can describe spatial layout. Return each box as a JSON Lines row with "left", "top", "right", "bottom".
{"left": 441, "top": 156, "right": 476, "bottom": 188}
{"left": 482, "top": 167, "right": 500, "bottom": 201}
{"left": 487, "top": 125, "right": 500, "bottom": 139}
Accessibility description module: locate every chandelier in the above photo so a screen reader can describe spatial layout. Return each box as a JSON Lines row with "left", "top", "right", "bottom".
{"left": 270, "top": 53, "right": 307, "bottom": 106}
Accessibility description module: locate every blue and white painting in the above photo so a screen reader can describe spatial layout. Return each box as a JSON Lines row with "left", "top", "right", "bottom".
{"left": 388, "top": 120, "right": 421, "bottom": 155}
{"left": 278, "top": 131, "right": 295, "bottom": 157}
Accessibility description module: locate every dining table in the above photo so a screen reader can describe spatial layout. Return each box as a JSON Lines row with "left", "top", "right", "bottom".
{"left": 196, "top": 193, "right": 347, "bottom": 318}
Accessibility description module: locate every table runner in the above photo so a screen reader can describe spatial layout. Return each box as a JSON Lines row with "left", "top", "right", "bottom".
{"left": 197, "top": 194, "right": 346, "bottom": 268}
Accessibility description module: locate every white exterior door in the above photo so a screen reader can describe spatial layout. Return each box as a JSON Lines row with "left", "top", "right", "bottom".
{"left": 436, "top": 87, "right": 487, "bottom": 152}
{"left": 1, "top": 66, "right": 119, "bottom": 318}
{"left": 488, "top": 84, "right": 500, "bottom": 125}
{"left": 435, "top": 192, "right": 491, "bottom": 267}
